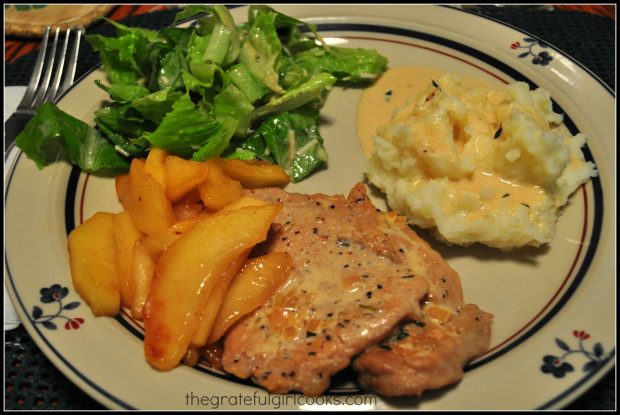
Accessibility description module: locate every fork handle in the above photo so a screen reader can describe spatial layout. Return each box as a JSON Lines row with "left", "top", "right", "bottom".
{"left": 5, "top": 110, "right": 37, "bottom": 154}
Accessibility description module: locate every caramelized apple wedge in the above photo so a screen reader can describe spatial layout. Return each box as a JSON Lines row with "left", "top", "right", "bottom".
{"left": 172, "top": 189, "right": 205, "bottom": 222}
{"left": 123, "top": 159, "right": 175, "bottom": 236}
{"left": 131, "top": 233, "right": 183, "bottom": 319}
{"left": 190, "top": 249, "right": 250, "bottom": 348}
{"left": 130, "top": 242, "right": 156, "bottom": 320}
{"left": 112, "top": 211, "right": 143, "bottom": 309}
{"left": 215, "top": 157, "right": 290, "bottom": 188}
{"left": 168, "top": 213, "right": 212, "bottom": 235}
{"left": 67, "top": 212, "right": 121, "bottom": 316}
{"left": 140, "top": 234, "right": 182, "bottom": 261}
{"left": 143, "top": 204, "right": 281, "bottom": 370}
{"left": 165, "top": 155, "right": 210, "bottom": 203}
{"left": 144, "top": 147, "right": 169, "bottom": 189}
{"left": 115, "top": 174, "right": 129, "bottom": 205}
{"left": 208, "top": 251, "right": 292, "bottom": 344}
{"left": 219, "top": 195, "right": 269, "bottom": 212}
{"left": 197, "top": 159, "right": 243, "bottom": 210}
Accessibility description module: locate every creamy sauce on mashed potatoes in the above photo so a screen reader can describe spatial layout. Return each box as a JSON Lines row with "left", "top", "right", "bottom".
{"left": 357, "top": 67, "right": 597, "bottom": 249}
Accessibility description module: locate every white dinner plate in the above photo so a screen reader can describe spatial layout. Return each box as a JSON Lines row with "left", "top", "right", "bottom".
{"left": 5, "top": 5, "right": 615, "bottom": 410}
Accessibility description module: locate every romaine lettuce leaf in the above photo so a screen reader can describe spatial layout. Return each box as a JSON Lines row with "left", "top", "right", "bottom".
{"left": 191, "top": 118, "right": 238, "bottom": 161}
{"left": 95, "top": 121, "right": 148, "bottom": 157}
{"left": 95, "top": 80, "right": 150, "bottom": 102}
{"left": 213, "top": 84, "right": 254, "bottom": 137}
{"left": 294, "top": 46, "right": 388, "bottom": 82}
{"left": 142, "top": 94, "right": 228, "bottom": 159}
{"left": 94, "top": 102, "right": 153, "bottom": 157}
{"left": 244, "top": 108, "right": 328, "bottom": 182}
{"left": 94, "top": 103, "right": 152, "bottom": 139}
{"left": 99, "top": 18, "right": 163, "bottom": 43}
{"left": 187, "top": 30, "right": 211, "bottom": 66}
{"left": 277, "top": 56, "right": 311, "bottom": 89}
{"left": 85, "top": 19, "right": 163, "bottom": 85}
{"left": 253, "top": 72, "right": 336, "bottom": 120}
{"left": 212, "top": 5, "right": 240, "bottom": 66}
{"left": 156, "top": 45, "right": 187, "bottom": 90}
{"left": 15, "top": 102, "right": 129, "bottom": 173}
{"left": 181, "top": 70, "right": 214, "bottom": 104}
{"left": 172, "top": 5, "right": 215, "bottom": 25}
{"left": 86, "top": 33, "right": 144, "bottom": 85}
{"left": 204, "top": 22, "right": 232, "bottom": 65}
{"left": 226, "top": 63, "right": 270, "bottom": 103}
{"left": 239, "top": 9, "right": 284, "bottom": 94}
{"left": 132, "top": 87, "right": 184, "bottom": 124}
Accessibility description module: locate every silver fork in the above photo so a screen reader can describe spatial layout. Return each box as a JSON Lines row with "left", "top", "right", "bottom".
{"left": 5, "top": 26, "right": 83, "bottom": 154}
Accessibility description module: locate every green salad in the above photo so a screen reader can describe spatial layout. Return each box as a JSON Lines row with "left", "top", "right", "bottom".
{"left": 16, "top": 5, "right": 388, "bottom": 182}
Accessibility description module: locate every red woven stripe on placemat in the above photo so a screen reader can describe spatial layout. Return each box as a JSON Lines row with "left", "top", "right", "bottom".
{"left": 134, "top": 5, "right": 168, "bottom": 16}
{"left": 7, "top": 42, "right": 38, "bottom": 64}
{"left": 108, "top": 5, "right": 138, "bottom": 21}
{"left": 109, "top": 4, "right": 167, "bottom": 19}
{"left": 555, "top": 5, "right": 615, "bottom": 19}
{"left": 5, "top": 41, "right": 21, "bottom": 61}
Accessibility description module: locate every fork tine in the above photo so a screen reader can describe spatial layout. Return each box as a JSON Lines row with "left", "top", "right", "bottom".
{"left": 58, "top": 27, "right": 82, "bottom": 98}
{"left": 31, "top": 27, "right": 60, "bottom": 107}
{"left": 19, "top": 27, "right": 50, "bottom": 107}
{"left": 43, "top": 28, "right": 71, "bottom": 103}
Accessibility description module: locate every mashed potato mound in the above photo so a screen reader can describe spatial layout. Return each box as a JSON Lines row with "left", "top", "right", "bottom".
{"left": 367, "top": 73, "right": 597, "bottom": 249}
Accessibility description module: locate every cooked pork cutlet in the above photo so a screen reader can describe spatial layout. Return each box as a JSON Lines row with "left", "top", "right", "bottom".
{"left": 353, "top": 304, "right": 492, "bottom": 397}
{"left": 221, "top": 184, "right": 492, "bottom": 396}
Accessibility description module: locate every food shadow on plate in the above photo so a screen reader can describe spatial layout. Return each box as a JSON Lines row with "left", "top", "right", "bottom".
{"left": 318, "top": 114, "right": 333, "bottom": 130}
{"left": 416, "top": 227, "right": 550, "bottom": 266}
{"left": 335, "top": 79, "right": 383, "bottom": 90}
{"left": 363, "top": 179, "right": 550, "bottom": 266}
{"left": 328, "top": 366, "right": 456, "bottom": 409}
{"left": 379, "top": 382, "right": 459, "bottom": 409}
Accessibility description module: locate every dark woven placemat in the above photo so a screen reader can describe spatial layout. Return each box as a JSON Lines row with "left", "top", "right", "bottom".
{"left": 5, "top": 325, "right": 105, "bottom": 410}
{"left": 471, "top": 6, "right": 615, "bottom": 90}
{"left": 4, "top": 5, "right": 615, "bottom": 411}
